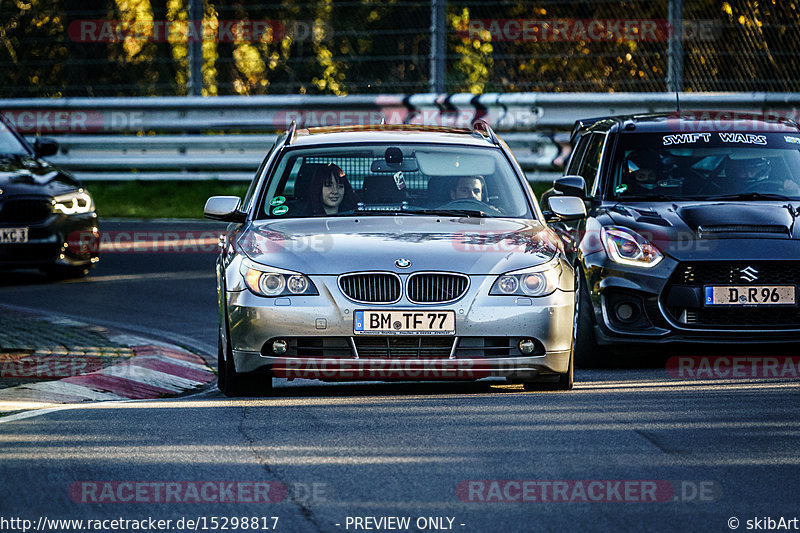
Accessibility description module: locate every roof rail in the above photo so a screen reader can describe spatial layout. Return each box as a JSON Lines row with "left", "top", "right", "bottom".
{"left": 285, "top": 120, "right": 297, "bottom": 146}
{"left": 472, "top": 120, "right": 499, "bottom": 145}
{"left": 570, "top": 116, "right": 617, "bottom": 143}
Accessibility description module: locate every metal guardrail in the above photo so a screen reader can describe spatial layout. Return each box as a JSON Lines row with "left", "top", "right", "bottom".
{"left": 3, "top": 92, "right": 799, "bottom": 182}
{"left": 42, "top": 134, "right": 279, "bottom": 181}
{"left": 36, "top": 132, "right": 561, "bottom": 182}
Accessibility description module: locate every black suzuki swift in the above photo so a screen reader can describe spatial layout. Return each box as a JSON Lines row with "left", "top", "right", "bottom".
{"left": 546, "top": 113, "right": 800, "bottom": 366}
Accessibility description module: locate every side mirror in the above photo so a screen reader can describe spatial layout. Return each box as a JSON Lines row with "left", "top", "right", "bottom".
{"left": 34, "top": 137, "right": 59, "bottom": 157}
{"left": 204, "top": 196, "right": 245, "bottom": 222}
{"left": 554, "top": 175, "right": 587, "bottom": 199}
{"left": 547, "top": 196, "right": 587, "bottom": 221}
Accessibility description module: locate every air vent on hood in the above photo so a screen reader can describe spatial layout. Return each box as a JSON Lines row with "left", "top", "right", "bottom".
{"left": 609, "top": 205, "right": 671, "bottom": 227}
{"left": 631, "top": 208, "right": 671, "bottom": 227}
{"left": 698, "top": 225, "right": 788, "bottom": 235}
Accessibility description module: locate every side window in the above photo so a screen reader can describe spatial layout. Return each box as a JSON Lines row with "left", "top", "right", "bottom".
{"left": 566, "top": 134, "right": 590, "bottom": 176}
{"left": 577, "top": 133, "right": 606, "bottom": 194}
{"left": 241, "top": 144, "right": 276, "bottom": 212}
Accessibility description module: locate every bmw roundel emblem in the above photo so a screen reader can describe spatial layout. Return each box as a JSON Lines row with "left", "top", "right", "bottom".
{"left": 395, "top": 258, "right": 411, "bottom": 268}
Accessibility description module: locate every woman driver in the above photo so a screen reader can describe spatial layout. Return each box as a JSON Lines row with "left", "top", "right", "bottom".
{"left": 305, "top": 163, "right": 361, "bottom": 216}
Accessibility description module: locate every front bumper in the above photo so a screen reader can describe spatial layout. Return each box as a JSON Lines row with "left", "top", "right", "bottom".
{"left": 584, "top": 252, "right": 800, "bottom": 345}
{"left": 225, "top": 270, "right": 575, "bottom": 380}
{"left": 0, "top": 212, "right": 99, "bottom": 270}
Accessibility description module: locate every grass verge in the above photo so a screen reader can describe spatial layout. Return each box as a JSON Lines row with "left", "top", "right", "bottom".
{"left": 87, "top": 181, "right": 250, "bottom": 219}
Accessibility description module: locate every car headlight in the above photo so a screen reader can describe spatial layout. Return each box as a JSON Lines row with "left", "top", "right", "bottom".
{"left": 52, "top": 190, "right": 94, "bottom": 215}
{"left": 601, "top": 226, "right": 663, "bottom": 268}
{"left": 490, "top": 261, "right": 561, "bottom": 297}
{"left": 243, "top": 267, "right": 318, "bottom": 297}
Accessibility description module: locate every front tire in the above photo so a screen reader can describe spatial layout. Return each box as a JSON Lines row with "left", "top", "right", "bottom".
{"left": 523, "top": 269, "right": 577, "bottom": 392}
{"left": 218, "top": 324, "right": 273, "bottom": 397}
{"left": 216, "top": 334, "right": 227, "bottom": 392}
{"left": 573, "top": 268, "right": 605, "bottom": 369}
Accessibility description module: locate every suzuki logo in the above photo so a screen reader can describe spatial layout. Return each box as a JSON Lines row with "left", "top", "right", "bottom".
{"left": 739, "top": 266, "right": 759, "bottom": 282}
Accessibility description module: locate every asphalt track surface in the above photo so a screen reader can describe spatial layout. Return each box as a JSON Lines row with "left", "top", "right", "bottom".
{"left": 0, "top": 219, "right": 798, "bottom": 533}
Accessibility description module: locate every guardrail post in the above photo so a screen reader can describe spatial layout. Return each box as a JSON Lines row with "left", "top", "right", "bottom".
{"left": 429, "top": 0, "right": 447, "bottom": 94}
{"left": 188, "top": 0, "right": 203, "bottom": 96}
{"left": 667, "top": 0, "right": 684, "bottom": 92}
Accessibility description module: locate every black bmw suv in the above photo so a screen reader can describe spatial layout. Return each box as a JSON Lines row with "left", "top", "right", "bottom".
{"left": 0, "top": 115, "right": 99, "bottom": 278}
{"left": 546, "top": 113, "right": 800, "bottom": 365}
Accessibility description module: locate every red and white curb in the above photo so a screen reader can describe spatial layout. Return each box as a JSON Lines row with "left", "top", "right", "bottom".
{"left": 0, "top": 343, "right": 214, "bottom": 410}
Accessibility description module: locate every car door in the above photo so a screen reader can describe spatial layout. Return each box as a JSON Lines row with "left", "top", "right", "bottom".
{"left": 549, "top": 131, "right": 607, "bottom": 259}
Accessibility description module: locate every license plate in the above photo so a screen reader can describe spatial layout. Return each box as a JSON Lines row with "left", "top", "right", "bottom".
{"left": 354, "top": 310, "right": 456, "bottom": 335}
{"left": 704, "top": 285, "right": 796, "bottom": 306}
{"left": 0, "top": 227, "right": 28, "bottom": 244}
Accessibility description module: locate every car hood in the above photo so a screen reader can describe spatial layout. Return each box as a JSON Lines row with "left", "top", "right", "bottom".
{"left": 604, "top": 200, "right": 800, "bottom": 261}
{"left": 240, "top": 216, "right": 558, "bottom": 275}
{"left": 0, "top": 154, "right": 79, "bottom": 197}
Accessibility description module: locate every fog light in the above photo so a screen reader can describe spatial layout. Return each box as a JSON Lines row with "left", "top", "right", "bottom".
{"left": 615, "top": 302, "right": 636, "bottom": 322}
{"left": 518, "top": 339, "right": 536, "bottom": 355}
{"left": 272, "top": 339, "right": 288, "bottom": 355}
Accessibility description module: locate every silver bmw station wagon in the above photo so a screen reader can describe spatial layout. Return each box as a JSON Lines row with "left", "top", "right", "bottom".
{"left": 205, "top": 123, "right": 586, "bottom": 396}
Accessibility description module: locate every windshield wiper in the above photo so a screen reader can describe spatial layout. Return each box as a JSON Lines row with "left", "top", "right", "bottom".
{"left": 348, "top": 207, "right": 416, "bottom": 216}
{"left": 615, "top": 194, "right": 691, "bottom": 202}
{"left": 704, "top": 192, "right": 793, "bottom": 201}
{"left": 348, "top": 207, "right": 490, "bottom": 218}
{"left": 401, "top": 208, "right": 491, "bottom": 218}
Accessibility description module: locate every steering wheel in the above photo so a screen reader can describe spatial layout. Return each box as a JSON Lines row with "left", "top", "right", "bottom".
{"left": 740, "top": 179, "right": 784, "bottom": 194}
{"left": 438, "top": 198, "right": 499, "bottom": 213}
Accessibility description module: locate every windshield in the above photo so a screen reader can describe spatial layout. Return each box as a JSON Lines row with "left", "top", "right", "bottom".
{"left": 256, "top": 143, "right": 532, "bottom": 219}
{"left": 0, "top": 120, "right": 29, "bottom": 155}
{"left": 611, "top": 132, "right": 800, "bottom": 200}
